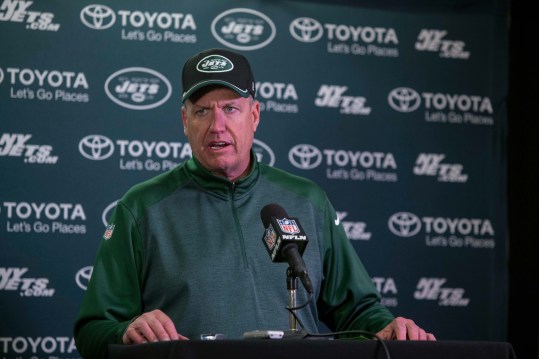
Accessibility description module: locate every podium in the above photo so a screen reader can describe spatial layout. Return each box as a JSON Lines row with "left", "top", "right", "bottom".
{"left": 108, "top": 339, "right": 517, "bottom": 359}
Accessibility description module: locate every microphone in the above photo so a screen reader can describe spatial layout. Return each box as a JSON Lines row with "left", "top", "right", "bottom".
{"left": 260, "top": 203, "right": 313, "bottom": 293}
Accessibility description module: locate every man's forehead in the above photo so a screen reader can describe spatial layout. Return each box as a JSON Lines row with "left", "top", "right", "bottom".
{"left": 188, "top": 85, "right": 241, "bottom": 102}
{"left": 191, "top": 89, "right": 247, "bottom": 106}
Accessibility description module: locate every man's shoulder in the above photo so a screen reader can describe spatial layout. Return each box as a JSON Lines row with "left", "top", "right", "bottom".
{"left": 120, "top": 162, "right": 189, "bottom": 209}
{"left": 259, "top": 162, "right": 318, "bottom": 186}
{"left": 258, "top": 163, "right": 327, "bottom": 201}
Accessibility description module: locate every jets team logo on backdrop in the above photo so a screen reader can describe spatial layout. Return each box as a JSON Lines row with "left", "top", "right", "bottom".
{"left": 0, "top": 133, "right": 58, "bottom": 164}
{"left": 0, "top": 0, "right": 60, "bottom": 31}
{"left": 277, "top": 218, "right": 300, "bottom": 234}
{"left": 413, "top": 153, "right": 468, "bottom": 183}
{"left": 252, "top": 139, "right": 275, "bottom": 166}
{"left": 80, "top": 4, "right": 116, "bottom": 30}
{"left": 104, "top": 67, "right": 172, "bottom": 110}
{"left": 337, "top": 211, "right": 372, "bottom": 240}
{"left": 315, "top": 85, "right": 371, "bottom": 115}
{"left": 211, "top": 8, "right": 276, "bottom": 50}
{"left": 414, "top": 277, "right": 470, "bottom": 306}
{"left": 0, "top": 267, "right": 55, "bottom": 297}
{"left": 415, "top": 29, "right": 470, "bottom": 59}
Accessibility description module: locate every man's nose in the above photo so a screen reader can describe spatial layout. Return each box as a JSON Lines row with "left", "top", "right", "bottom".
{"left": 209, "top": 110, "right": 226, "bottom": 132}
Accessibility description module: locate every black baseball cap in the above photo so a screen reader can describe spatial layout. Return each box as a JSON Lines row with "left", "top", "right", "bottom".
{"left": 181, "top": 48, "right": 256, "bottom": 103}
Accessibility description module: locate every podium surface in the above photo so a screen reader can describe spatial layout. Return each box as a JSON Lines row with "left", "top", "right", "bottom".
{"left": 108, "top": 339, "right": 517, "bottom": 359}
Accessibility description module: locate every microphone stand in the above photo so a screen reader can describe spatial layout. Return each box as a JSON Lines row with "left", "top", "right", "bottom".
{"left": 287, "top": 267, "right": 299, "bottom": 332}
{"left": 283, "top": 267, "right": 306, "bottom": 339}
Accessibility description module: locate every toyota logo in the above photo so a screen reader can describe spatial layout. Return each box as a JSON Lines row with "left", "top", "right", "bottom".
{"left": 289, "top": 17, "right": 324, "bottom": 43}
{"left": 388, "top": 87, "right": 421, "bottom": 113}
{"left": 388, "top": 212, "right": 422, "bottom": 237}
{"left": 288, "top": 144, "right": 323, "bottom": 170}
{"left": 79, "top": 135, "right": 115, "bottom": 160}
{"left": 75, "top": 266, "right": 93, "bottom": 290}
{"left": 80, "top": 4, "right": 116, "bottom": 30}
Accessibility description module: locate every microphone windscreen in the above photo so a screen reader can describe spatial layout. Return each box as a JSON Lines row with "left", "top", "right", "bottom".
{"left": 260, "top": 203, "right": 288, "bottom": 228}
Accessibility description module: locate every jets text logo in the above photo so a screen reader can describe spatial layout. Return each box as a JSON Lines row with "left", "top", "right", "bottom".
{"left": 414, "top": 278, "right": 470, "bottom": 306}
{"left": 0, "top": 133, "right": 58, "bottom": 164}
{"left": 315, "top": 85, "right": 371, "bottom": 115}
{"left": 413, "top": 153, "right": 468, "bottom": 183}
{"left": 0, "top": 267, "right": 55, "bottom": 297}
{"left": 0, "top": 0, "right": 60, "bottom": 31}
{"left": 415, "top": 29, "right": 470, "bottom": 59}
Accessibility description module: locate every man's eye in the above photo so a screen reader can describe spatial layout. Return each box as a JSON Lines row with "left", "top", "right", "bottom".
{"left": 224, "top": 106, "right": 236, "bottom": 113}
{"left": 195, "top": 108, "right": 207, "bottom": 115}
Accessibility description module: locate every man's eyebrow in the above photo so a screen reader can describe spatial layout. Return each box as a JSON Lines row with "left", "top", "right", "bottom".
{"left": 189, "top": 103, "right": 209, "bottom": 110}
{"left": 216, "top": 100, "right": 244, "bottom": 108}
{"left": 191, "top": 98, "right": 244, "bottom": 109}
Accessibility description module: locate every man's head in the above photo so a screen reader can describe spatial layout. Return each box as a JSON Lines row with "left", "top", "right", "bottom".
{"left": 181, "top": 49, "right": 260, "bottom": 182}
{"left": 181, "top": 48, "right": 256, "bottom": 103}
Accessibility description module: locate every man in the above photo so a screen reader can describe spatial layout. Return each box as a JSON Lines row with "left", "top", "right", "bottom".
{"left": 74, "top": 48, "right": 435, "bottom": 359}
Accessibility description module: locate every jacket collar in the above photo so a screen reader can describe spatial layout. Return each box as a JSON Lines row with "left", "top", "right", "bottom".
{"left": 185, "top": 150, "right": 259, "bottom": 198}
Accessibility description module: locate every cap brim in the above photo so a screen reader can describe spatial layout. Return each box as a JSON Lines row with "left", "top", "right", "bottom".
{"left": 182, "top": 80, "right": 250, "bottom": 103}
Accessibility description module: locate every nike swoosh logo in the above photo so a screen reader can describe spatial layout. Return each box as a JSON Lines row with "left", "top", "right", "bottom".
{"left": 334, "top": 217, "right": 340, "bottom": 226}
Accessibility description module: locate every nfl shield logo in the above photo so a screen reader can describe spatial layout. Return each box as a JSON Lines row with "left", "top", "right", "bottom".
{"left": 264, "top": 226, "right": 277, "bottom": 250}
{"left": 103, "top": 224, "right": 115, "bottom": 240}
{"left": 277, "top": 218, "right": 300, "bottom": 234}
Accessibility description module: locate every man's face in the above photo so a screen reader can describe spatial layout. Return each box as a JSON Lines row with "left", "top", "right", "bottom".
{"left": 182, "top": 87, "right": 260, "bottom": 181}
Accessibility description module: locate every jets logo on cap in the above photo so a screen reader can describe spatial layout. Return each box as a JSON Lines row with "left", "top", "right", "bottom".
{"left": 197, "top": 55, "right": 234, "bottom": 73}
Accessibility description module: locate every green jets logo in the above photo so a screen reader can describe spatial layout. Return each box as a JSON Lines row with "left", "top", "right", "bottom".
{"left": 197, "top": 55, "right": 234, "bottom": 73}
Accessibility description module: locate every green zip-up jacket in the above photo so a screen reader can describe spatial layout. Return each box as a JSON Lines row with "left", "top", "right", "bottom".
{"left": 74, "top": 152, "right": 394, "bottom": 359}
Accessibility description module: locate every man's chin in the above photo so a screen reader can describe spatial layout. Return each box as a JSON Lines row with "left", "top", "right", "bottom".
{"left": 203, "top": 159, "right": 233, "bottom": 176}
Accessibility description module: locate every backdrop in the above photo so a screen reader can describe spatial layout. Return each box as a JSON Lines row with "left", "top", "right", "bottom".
{"left": 0, "top": 0, "right": 509, "bottom": 357}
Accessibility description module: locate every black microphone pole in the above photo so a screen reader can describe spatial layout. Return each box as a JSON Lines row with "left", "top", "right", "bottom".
{"left": 287, "top": 267, "right": 299, "bottom": 332}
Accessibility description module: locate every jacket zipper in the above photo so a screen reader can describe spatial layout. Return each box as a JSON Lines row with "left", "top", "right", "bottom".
{"left": 230, "top": 182, "right": 249, "bottom": 269}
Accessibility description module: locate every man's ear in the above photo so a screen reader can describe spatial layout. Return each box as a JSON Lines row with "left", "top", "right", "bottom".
{"left": 181, "top": 106, "right": 188, "bottom": 136}
{"left": 251, "top": 100, "right": 261, "bottom": 132}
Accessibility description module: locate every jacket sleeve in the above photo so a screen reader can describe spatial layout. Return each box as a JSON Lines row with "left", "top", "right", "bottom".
{"left": 316, "top": 199, "right": 395, "bottom": 335}
{"left": 73, "top": 201, "right": 144, "bottom": 359}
